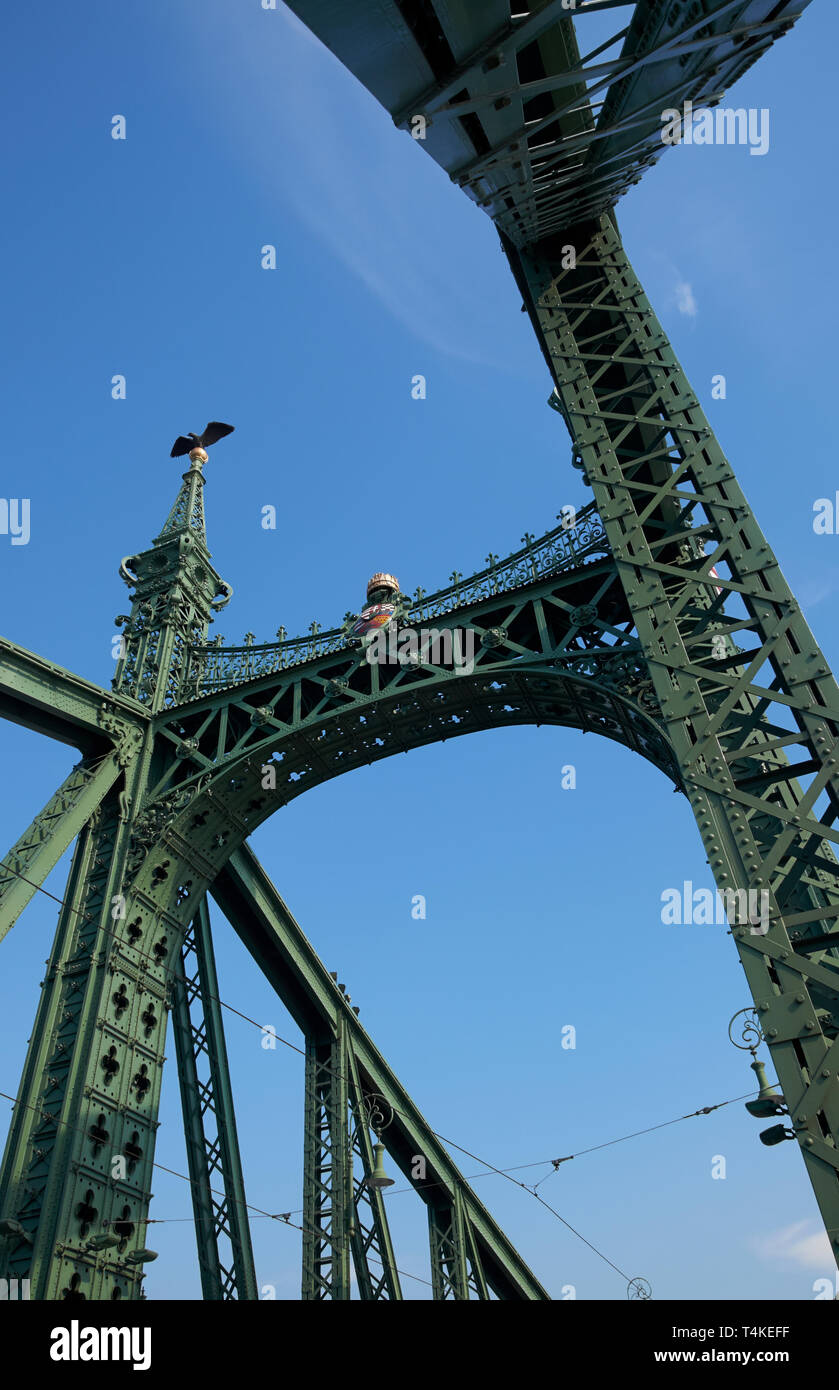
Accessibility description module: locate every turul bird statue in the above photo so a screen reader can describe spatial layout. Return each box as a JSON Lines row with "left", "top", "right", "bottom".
{"left": 170, "top": 422, "right": 235, "bottom": 458}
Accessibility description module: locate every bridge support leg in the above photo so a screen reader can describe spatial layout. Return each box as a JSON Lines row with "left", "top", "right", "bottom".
{"left": 507, "top": 214, "right": 839, "bottom": 1265}
{"left": 346, "top": 1045, "right": 402, "bottom": 1300}
{"left": 171, "top": 897, "right": 258, "bottom": 1300}
{"left": 0, "top": 794, "right": 160, "bottom": 1300}
{"left": 302, "top": 1024, "right": 351, "bottom": 1299}
{"left": 214, "top": 846, "right": 548, "bottom": 1299}
{"left": 429, "top": 1188, "right": 489, "bottom": 1300}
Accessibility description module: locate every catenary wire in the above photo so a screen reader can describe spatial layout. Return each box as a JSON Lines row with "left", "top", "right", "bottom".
{"left": 0, "top": 860, "right": 769, "bottom": 1287}
{"left": 0, "top": 1087, "right": 432, "bottom": 1291}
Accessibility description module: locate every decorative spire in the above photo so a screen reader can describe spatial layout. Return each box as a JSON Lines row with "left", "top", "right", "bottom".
{"left": 154, "top": 449, "right": 208, "bottom": 548}
{"left": 155, "top": 423, "right": 234, "bottom": 548}
{"left": 113, "top": 439, "right": 233, "bottom": 710}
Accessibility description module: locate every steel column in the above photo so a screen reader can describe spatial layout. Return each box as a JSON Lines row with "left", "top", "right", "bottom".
{"left": 302, "top": 1021, "right": 351, "bottom": 1300}
{"left": 170, "top": 898, "right": 258, "bottom": 1301}
{"left": 507, "top": 214, "right": 839, "bottom": 1265}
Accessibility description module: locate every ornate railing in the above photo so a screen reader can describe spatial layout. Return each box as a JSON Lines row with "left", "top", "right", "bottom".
{"left": 179, "top": 503, "right": 610, "bottom": 698}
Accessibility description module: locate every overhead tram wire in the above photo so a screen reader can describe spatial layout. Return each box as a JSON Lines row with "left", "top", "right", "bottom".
{"left": 0, "top": 858, "right": 767, "bottom": 1179}
{"left": 0, "top": 1079, "right": 629, "bottom": 1291}
{"left": 0, "top": 860, "right": 311, "bottom": 1055}
{"left": 51, "top": 1086, "right": 760, "bottom": 1232}
{"left": 0, "top": 1086, "right": 434, "bottom": 1292}
{"left": 0, "top": 1065, "right": 763, "bottom": 1295}
{"left": 366, "top": 1091, "right": 758, "bottom": 1199}
{"left": 0, "top": 862, "right": 767, "bottom": 1289}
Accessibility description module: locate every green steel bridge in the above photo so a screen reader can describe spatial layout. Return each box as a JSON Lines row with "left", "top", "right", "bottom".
{"left": 2, "top": 0, "right": 837, "bottom": 1301}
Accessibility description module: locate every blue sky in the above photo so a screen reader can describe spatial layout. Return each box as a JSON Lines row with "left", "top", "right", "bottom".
{"left": 1, "top": 1, "right": 838, "bottom": 1300}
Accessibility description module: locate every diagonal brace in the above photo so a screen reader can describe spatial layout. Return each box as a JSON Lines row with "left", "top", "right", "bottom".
{"left": 0, "top": 752, "right": 124, "bottom": 945}
{"left": 212, "top": 844, "right": 549, "bottom": 1299}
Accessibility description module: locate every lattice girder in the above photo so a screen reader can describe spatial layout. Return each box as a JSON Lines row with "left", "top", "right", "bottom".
{"left": 214, "top": 845, "right": 548, "bottom": 1300}
{"left": 170, "top": 899, "right": 257, "bottom": 1301}
{"left": 283, "top": 0, "right": 812, "bottom": 245}
{"left": 504, "top": 214, "right": 839, "bottom": 1261}
{"left": 149, "top": 554, "right": 680, "bottom": 816}
{"left": 303, "top": 1033, "right": 352, "bottom": 1299}
{"left": 302, "top": 1019, "right": 402, "bottom": 1300}
{"left": 429, "top": 1189, "right": 490, "bottom": 1301}
{"left": 0, "top": 753, "right": 127, "bottom": 945}
{"left": 0, "top": 792, "right": 160, "bottom": 1301}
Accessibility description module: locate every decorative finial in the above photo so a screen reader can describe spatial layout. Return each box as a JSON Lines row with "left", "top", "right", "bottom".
{"left": 366, "top": 572, "right": 400, "bottom": 598}
{"left": 170, "top": 422, "right": 235, "bottom": 463}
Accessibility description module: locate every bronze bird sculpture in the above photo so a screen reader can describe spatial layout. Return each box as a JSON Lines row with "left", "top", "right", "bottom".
{"left": 170, "top": 422, "right": 235, "bottom": 458}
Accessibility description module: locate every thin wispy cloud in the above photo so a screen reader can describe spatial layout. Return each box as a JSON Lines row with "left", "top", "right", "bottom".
{"left": 180, "top": 3, "right": 529, "bottom": 371}
{"left": 752, "top": 1220, "right": 832, "bottom": 1269}
{"left": 796, "top": 576, "right": 839, "bottom": 609}
{"left": 675, "top": 280, "right": 698, "bottom": 317}
{"left": 642, "top": 250, "right": 701, "bottom": 324}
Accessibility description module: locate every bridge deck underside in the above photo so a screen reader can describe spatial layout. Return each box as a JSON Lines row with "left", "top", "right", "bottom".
{"left": 284, "top": 0, "right": 811, "bottom": 244}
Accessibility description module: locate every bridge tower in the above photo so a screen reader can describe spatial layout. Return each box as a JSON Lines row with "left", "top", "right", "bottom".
{"left": 1, "top": 0, "right": 837, "bottom": 1298}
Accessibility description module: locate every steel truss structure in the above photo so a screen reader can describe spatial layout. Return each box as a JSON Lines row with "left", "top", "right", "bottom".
{"left": 1, "top": 0, "right": 837, "bottom": 1298}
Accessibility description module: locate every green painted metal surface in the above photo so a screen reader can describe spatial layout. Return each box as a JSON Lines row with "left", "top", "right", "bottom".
{"left": 170, "top": 899, "right": 258, "bottom": 1301}
{"left": 216, "top": 845, "right": 547, "bottom": 1300}
{"left": 0, "top": 0, "right": 834, "bottom": 1301}
{"left": 506, "top": 213, "right": 839, "bottom": 1260}
{"left": 283, "top": 0, "right": 812, "bottom": 243}
{"left": 0, "top": 634, "right": 147, "bottom": 751}
{"left": 0, "top": 754, "right": 126, "bottom": 945}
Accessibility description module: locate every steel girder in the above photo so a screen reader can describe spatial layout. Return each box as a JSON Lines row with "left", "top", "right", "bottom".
{"left": 0, "top": 753, "right": 125, "bottom": 946}
{"left": 283, "top": 1, "right": 812, "bottom": 244}
{"left": 0, "top": 635, "right": 146, "bottom": 945}
{"left": 429, "top": 1187, "right": 490, "bottom": 1301}
{"left": 0, "top": 635, "right": 147, "bottom": 753}
{"left": 0, "top": 790, "right": 156, "bottom": 1300}
{"left": 503, "top": 214, "right": 839, "bottom": 1265}
{"left": 214, "top": 844, "right": 546, "bottom": 1300}
{"left": 170, "top": 898, "right": 258, "bottom": 1301}
{"left": 0, "top": 3, "right": 831, "bottom": 1289}
{"left": 345, "top": 1044, "right": 403, "bottom": 1300}
{"left": 148, "top": 551, "right": 679, "bottom": 818}
{"left": 0, "top": 534, "right": 679, "bottom": 1297}
{"left": 303, "top": 1030, "right": 352, "bottom": 1298}
{"left": 3, "top": 242, "right": 838, "bottom": 1283}
{"left": 302, "top": 1020, "right": 403, "bottom": 1300}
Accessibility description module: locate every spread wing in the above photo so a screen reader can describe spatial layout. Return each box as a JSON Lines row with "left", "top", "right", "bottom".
{"left": 199, "top": 421, "right": 235, "bottom": 449}
{"left": 170, "top": 435, "right": 195, "bottom": 458}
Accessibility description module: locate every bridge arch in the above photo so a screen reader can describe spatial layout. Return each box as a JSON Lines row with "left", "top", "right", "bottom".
{"left": 127, "top": 664, "right": 681, "bottom": 933}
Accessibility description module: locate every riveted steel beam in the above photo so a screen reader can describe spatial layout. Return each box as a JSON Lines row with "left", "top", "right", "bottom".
{"left": 285, "top": 1, "right": 811, "bottom": 242}
{"left": 0, "top": 753, "right": 126, "bottom": 945}
{"left": 213, "top": 845, "right": 548, "bottom": 1299}
{"left": 506, "top": 214, "right": 839, "bottom": 1263}
{"left": 0, "top": 635, "right": 147, "bottom": 752}
{"left": 171, "top": 898, "right": 258, "bottom": 1300}
{"left": 302, "top": 1024, "right": 352, "bottom": 1299}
